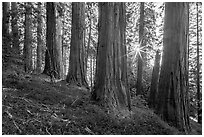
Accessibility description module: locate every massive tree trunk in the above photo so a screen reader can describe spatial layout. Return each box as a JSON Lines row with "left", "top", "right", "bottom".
{"left": 24, "top": 2, "right": 33, "bottom": 73}
{"left": 91, "top": 3, "right": 131, "bottom": 112}
{"left": 43, "top": 2, "right": 63, "bottom": 79}
{"left": 156, "top": 3, "right": 190, "bottom": 132}
{"left": 196, "top": 2, "right": 202, "bottom": 124}
{"left": 43, "top": 50, "right": 50, "bottom": 74}
{"left": 11, "top": 2, "right": 20, "bottom": 54}
{"left": 43, "top": 2, "right": 54, "bottom": 75}
{"left": 136, "top": 2, "right": 145, "bottom": 95}
{"left": 2, "top": 2, "right": 11, "bottom": 57}
{"left": 120, "top": 3, "right": 131, "bottom": 111}
{"left": 148, "top": 50, "right": 161, "bottom": 108}
{"left": 36, "top": 2, "right": 43, "bottom": 73}
{"left": 66, "top": 2, "right": 88, "bottom": 87}
{"left": 43, "top": 2, "right": 56, "bottom": 76}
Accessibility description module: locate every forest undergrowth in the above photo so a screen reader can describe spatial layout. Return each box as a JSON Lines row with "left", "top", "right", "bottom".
{"left": 2, "top": 60, "right": 202, "bottom": 135}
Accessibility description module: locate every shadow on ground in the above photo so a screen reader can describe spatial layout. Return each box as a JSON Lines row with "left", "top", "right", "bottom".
{"left": 2, "top": 67, "right": 202, "bottom": 135}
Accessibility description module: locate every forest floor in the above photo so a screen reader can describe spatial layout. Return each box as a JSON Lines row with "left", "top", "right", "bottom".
{"left": 2, "top": 60, "right": 202, "bottom": 135}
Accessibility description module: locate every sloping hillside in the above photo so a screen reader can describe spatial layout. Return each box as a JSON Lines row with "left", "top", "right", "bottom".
{"left": 2, "top": 62, "right": 202, "bottom": 135}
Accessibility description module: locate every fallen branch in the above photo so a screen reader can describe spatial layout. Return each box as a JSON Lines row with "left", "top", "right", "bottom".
{"left": 85, "top": 126, "right": 94, "bottom": 135}
{"left": 45, "top": 127, "right": 51, "bottom": 135}
{"left": 5, "top": 110, "right": 13, "bottom": 119}
{"left": 13, "top": 120, "right": 22, "bottom": 134}
{"left": 71, "top": 96, "right": 79, "bottom": 106}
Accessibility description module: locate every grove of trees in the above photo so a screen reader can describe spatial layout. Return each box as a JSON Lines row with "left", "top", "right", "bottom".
{"left": 2, "top": 2, "right": 202, "bottom": 133}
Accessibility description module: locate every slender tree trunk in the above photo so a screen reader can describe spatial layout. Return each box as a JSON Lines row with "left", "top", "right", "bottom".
{"left": 90, "top": 55, "right": 93, "bottom": 88}
{"left": 85, "top": 17, "right": 92, "bottom": 86}
{"left": 62, "top": 17, "right": 66, "bottom": 79}
{"left": 156, "top": 3, "right": 190, "bottom": 132}
{"left": 186, "top": 3, "right": 190, "bottom": 128}
{"left": 3, "top": 2, "right": 10, "bottom": 38}
{"left": 24, "top": 2, "right": 33, "bottom": 73}
{"left": 66, "top": 2, "right": 88, "bottom": 87}
{"left": 91, "top": 3, "right": 130, "bottom": 112}
{"left": 196, "top": 2, "right": 202, "bottom": 124}
{"left": 11, "top": 2, "right": 20, "bottom": 54}
{"left": 85, "top": 18, "right": 92, "bottom": 75}
{"left": 136, "top": 2, "right": 144, "bottom": 95}
{"left": 2, "top": 2, "right": 11, "bottom": 56}
{"left": 93, "top": 57, "right": 96, "bottom": 87}
{"left": 36, "top": 2, "right": 43, "bottom": 73}
{"left": 148, "top": 50, "right": 161, "bottom": 108}
{"left": 55, "top": 6, "right": 63, "bottom": 79}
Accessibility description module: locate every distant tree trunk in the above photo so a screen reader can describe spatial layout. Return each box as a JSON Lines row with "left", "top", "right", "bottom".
{"left": 62, "top": 45, "right": 68, "bottom": 80}
{"left": 11, "top": 2, "right": 20, "bottom": 54}
{"left": 55, "top": 6, "right": 63, "bottom": 78}
{"left": 2, "top": 2, "right": 11, "bottom": 55}
{"left": 62, "top": 16, "right": 66, "bottom": 79}
{"left": 2, "top": 2, "right": 10, "bottom": 37}
{"left": 186, "top": 2, "right": 190, "bottom": 128}
{"left": 156, "top": 3, "right": 190, "bottom": 132}
{"left": 24, "top": 2, "right": 33, "bottom": 73}
{"left": 36, "top": 2, "right": 43, "bottom": 73}
{"left": 90, "top": 55, "right": 93, "bottom": 88}
{"left": 86, "top": 19, "right": 92, "bottom": 86}
{"left": 148, "top": 50, "right": 160, "bottom": 108}
{"left": 66, "top": 2, "right": 88, "bottom": 87}
{"left": 93, "top": 57, "right": 96, "bottom": 87}
{"left": 91, "top": 3, "right": 131, "bottom": 111}
{"left": 136, "top": 2, "right": 144, "bottom": 95}
{"left": 85, "top": 17, "right": 92, "bottom": 75}
{"left": 196, "top": 2, "right": 202, "bottom": 124}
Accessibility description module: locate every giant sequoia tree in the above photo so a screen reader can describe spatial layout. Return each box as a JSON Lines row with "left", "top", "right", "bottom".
{"left": 156, "top": 3, "right": 190, "bottom": 132}
{"left": 91, "top": 3, "right": 131, "bottom": 111}
{"left": 43, "top": 2, "right": 63, "bottom": 79}
{"left": 148, "top": 50, "right": 161, "bottom": 108}
{"left": 66, "top": 2, "right": 88, "bottom": 87}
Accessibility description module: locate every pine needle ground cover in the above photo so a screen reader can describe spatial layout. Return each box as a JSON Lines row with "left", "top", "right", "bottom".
{"left": 2, "top": 69, "right": 202, "bottom": 135}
